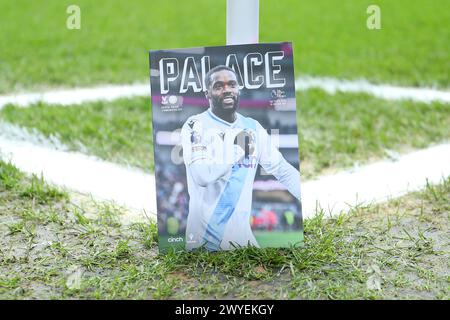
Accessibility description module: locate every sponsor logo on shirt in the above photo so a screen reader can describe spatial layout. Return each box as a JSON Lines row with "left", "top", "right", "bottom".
{"left": 186, "top": 233, "right": 197, "bottom": 244}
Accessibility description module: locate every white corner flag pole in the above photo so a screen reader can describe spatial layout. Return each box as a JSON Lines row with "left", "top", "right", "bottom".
{"left": 226, "top": 0, "right": 259, "bottom": 45}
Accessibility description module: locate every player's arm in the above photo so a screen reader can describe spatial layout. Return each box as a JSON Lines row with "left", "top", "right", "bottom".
{"left": 257, "top": 123, "right": 301, "bottom": 200}
{"left": 181, "top": 119, "right": 243, "bottom": 187}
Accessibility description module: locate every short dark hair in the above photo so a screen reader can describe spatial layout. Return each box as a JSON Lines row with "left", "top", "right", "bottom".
{"left": 204, "top": 65, "right": 237, "bottom": 89}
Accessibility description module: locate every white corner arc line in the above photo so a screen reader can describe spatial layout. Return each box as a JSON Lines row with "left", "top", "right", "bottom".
{"left": 1, "top": 77, "right": 449, "bottom": 110}
{"left": 0, "top": 130, "right": 449, "bottom": 220}
{"left": 0, "top": 135, "right": 157, "bottom": 216}
{"left": 301, "top": 143, "right": 450, "bottom": 218}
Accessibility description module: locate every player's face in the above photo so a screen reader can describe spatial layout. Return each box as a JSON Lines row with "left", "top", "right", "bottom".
{"left": 207, "top": 70, "right": 240, "bottom": 111}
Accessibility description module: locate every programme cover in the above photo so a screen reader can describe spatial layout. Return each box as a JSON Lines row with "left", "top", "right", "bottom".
{"left": 149, "top": 42, "right": 303, "bottom": 253}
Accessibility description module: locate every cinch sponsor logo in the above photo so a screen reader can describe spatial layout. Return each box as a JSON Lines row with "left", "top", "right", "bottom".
{"left": 168, "top": 237, "right": 184, "bottom": 243}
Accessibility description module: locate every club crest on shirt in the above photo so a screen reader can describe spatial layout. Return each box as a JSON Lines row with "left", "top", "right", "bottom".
{"left": 190, "top": 130, "right": 202, "bottom": 144}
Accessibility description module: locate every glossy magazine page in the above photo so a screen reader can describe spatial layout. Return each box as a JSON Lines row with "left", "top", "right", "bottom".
{"left": 149, "top": 42, "right": 303, "bottom": 253}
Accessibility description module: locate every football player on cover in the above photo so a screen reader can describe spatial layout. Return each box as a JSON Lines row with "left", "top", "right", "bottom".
{"left": 181, "top": 65, "right": 301, "bottom": 251}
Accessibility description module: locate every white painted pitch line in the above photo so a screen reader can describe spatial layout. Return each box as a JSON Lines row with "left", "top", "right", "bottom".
{"left": 295, "top": 76, "right": 450, "bottom": 104}
{"left": 0, "top": 83, "right": 150, "bottom": 110}
{"left": 1, "top": 77, "right": 449, "bottom": 110}
{"left": 0, "top": 126, "right": 449, "bottom": 220}
{"left": 0, "top": 130, "right": 157, "bottom": 218}
{"left": 301, "top": 143, "right": 450, "bottom": 218}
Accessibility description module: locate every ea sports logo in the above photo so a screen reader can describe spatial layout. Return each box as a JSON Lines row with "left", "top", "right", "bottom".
{"left": 168, "top": 237, "right": 184, "bottom": 243}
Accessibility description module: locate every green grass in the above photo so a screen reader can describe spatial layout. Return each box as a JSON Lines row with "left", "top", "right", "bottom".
{"left": 19, "top": 174, "right": 68, "bottom": 205}
{"left": 0, "top": 0, "right": 448, "bottom": 93}
{"left": 0, "top": 161, "right": 24, "bottom": 190}
{"left": 0, "top": 160, "right": 448, "bottom": 299}
{"left": 0, "top": 160, "right": 68, "bottom": 204}
{"left": 1, "top": 90, "right": 449, "bottom": 177}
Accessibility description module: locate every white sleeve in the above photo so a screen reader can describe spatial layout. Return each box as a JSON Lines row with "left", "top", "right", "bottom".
{"left": 257, "top": 123, "right": 301, "bottom": 200}
{"left": 181, "top": 118, "right": 235, "bottom": 187}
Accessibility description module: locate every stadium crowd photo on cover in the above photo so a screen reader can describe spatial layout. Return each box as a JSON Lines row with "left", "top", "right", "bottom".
{"left": 150, "top": 43, "right": 303, "bottom": 253}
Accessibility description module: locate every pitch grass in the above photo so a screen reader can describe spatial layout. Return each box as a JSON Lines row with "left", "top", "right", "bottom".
{"left": 0, "top": 0, "right": 449, "bottom": 93}
{"left": 1, "top": 90, "right": 449, "bottom": 177}
{"left": 1, "top": 160, "right": 448, "bottom": 299}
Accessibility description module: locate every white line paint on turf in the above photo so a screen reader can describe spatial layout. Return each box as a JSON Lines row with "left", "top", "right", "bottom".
{"left": 0, "top": 125, "right": 157, "bottom": 217}
{"left": 0, "top": 83, "right": 150, "bottom": 110}
{"left": 0, "top": 121, "right": 72, "bottom": 151}
{"left": 301, "top": 143, "right": 450, "bottom": 218}
{"left": 295, "top": 76, "right": 450, "bottom": 104}
{"left": 0, "top": 124, "right": 449, "bottom": 219}
{"left": 1, "top": 77, "right": 449, "bottom": 110}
